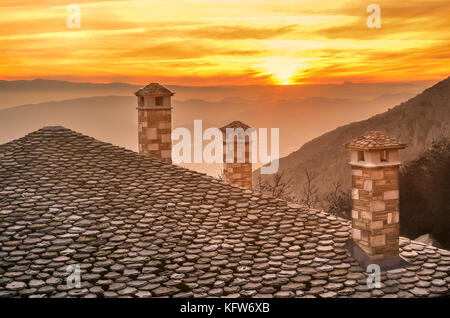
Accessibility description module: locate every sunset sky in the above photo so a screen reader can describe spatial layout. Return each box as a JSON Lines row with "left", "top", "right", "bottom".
{"left": 0, "top": 0, "right": 449, "bottom": 85}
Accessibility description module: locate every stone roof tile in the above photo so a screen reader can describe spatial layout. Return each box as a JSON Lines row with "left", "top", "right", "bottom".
{"left": 0, "top": 127, "right": 448, "bottom": 298}
{"left": 220, "top": 121, "right": 252, "bottom": 132}
{"left": 135, "top": 83, "right": 174, "bottom": 97}
{"left": 345, "top": 131, "right": 406, "bottom": 150}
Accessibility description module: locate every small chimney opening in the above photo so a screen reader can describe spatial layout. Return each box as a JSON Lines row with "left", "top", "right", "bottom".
{"left": 357, "top": 151, "right": 365, "bottom": 161}
{"left": 155, "top": 96, "right": 164, "bottom": 106}
{"left": 381, "top": 150, "right": 389, "bottom": 162}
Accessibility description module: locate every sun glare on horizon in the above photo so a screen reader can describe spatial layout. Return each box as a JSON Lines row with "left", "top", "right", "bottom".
{"left": 258, "top": 57, "right": 304, "bottom": 85}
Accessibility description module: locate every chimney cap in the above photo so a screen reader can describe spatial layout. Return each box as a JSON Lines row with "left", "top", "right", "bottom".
{"left": 135, "top": 83, "right": 174, "bottom": 97}
{"left": 345, "top": 131, "right": 406, "bottom": 150}
{"left": 220, "top": 121, "right": 252, "bottom": 132}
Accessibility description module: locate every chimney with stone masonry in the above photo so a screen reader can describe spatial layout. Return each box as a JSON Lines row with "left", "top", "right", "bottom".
{"left": 344, "top": 131, "right": 407, "bottom": 267}
{"left": 220, "top": 121, "right": 254, "bottom": 190}
{"left": 135, "top": 83, "right": 174, "bottom": 163}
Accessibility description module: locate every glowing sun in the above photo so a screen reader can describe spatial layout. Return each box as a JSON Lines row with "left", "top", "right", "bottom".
{"left": 258, "top": 57, "right": 302, "bottom": 85}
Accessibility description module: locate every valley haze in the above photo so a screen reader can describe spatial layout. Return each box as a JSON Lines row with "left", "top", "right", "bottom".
{"left": 0, "top": 78, "right": 439, "bottom": 177}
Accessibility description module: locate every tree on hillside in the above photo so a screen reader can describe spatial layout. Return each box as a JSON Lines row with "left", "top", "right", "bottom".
{"left": 399, "top": 135, "right": 450, "bottom": 249}
{"left": 324, "top": 181, "right": 352, "bottom": 219}
{"left": 256, "top": 171, "right": 296, "bottom": 201}
{"left": 299, "top": 168, "right": 319, "bottom": 208}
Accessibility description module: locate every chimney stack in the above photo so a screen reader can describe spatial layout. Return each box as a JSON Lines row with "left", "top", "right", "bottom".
{"left": 345, "top": 131, "right": 408, "bottom": 270}
{"left": 220, "top": 121, "right": 254, "bottom": 190}
{"left": 135, "top": 83, "right": 174, "bottom": 163}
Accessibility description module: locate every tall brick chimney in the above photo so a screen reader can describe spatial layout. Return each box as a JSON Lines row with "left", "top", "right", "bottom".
{"left": 220, "top": 121, "right": 254, "bottom": 190}
{"left": 345, "top": 131, "right": 407, "bottom": 270}
{"left": 135, "top": 83, "right": 174, "bottom": 163}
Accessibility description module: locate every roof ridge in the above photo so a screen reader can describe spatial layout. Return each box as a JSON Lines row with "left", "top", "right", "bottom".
{"left": 0, "top": 125, "right": 246, "bottom": 188}
{"left": 6, "top": 126, "right": 450, "bottom": 255}
{"left": 1, "top": 125, "right": 449, "bottom": 297}
{"left": 3, "top": 126, "right": 450, "bottom": 257}
{"left": 285, "top": 200, "right": 450, "bottom": 252}
{"left": 0, "top": 127, "right": 312, "bottom": 211}
{"left": 39, "top": 125, "right": 69, "bottom": 131}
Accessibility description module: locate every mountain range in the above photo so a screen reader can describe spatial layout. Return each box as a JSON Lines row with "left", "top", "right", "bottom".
{"left": 254, "top": 77, "right": 450, "bottom": 203}
{"left": 0, "top": 78, "right": 435, "bottom": 109}
{"left": 0, "top": 78, "right": 444, "bottom": 178}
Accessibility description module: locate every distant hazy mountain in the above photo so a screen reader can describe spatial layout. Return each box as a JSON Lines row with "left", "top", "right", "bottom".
{"left": 254, "top": 77, "right": 450, "bottom": 202}
{"left": 0, "top": 78, "right": 435, "bottom": 110}
{"left": 0, "top": 85, "right": 420, "bottom": 176}
{"left": 0, "top": 79, "right": 140, "bottom": 109}
{"left": 0, "top": 77, "right": 442, "bottom": 179}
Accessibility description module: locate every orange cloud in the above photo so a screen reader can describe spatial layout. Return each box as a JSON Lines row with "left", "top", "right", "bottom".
{"left": 0, "top": 0, "right": 448, "bottom": 85}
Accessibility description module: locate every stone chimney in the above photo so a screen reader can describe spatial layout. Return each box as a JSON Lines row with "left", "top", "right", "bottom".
{"left": 135, "top": 83, "right": 174, "bottom": 163}
{"left": 345, "top": 131, "right": 407, "bottom": 270}
{"left": 220, "top": 121, "right": 254, "bottom": 190}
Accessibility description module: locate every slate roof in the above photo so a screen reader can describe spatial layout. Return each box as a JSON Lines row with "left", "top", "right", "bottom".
{"left": 135, "top": 83, "right": 174, "bottom": 97}
{"left": 345, "top": 131, "right": 406, "bottom": 150}
{"left": 220, "top": 121, "right": 252, "bottom": 132}
{"left": 0, "top": 127, "right": 449, "bottom": 298}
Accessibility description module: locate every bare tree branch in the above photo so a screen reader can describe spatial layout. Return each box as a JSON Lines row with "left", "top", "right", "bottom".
{"left": 300, "top": 168, "right": 319, "bottom": 208}
{"left": 256, "top": 171, "right": 296, "bottom": 201}
{"left": 324, "top": 181, "right": 352, "bottom": 219}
